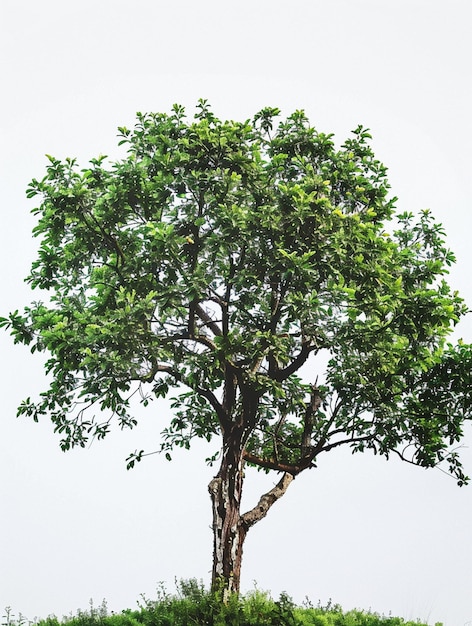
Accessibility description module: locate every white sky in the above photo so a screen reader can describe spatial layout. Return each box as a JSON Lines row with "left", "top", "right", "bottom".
{"left": 1, "top": 1, "right": 471, "bottom": 624}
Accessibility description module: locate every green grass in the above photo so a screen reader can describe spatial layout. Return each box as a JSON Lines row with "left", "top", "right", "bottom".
{"left": 2, "top": 580, "right": 443, "bottom": 626}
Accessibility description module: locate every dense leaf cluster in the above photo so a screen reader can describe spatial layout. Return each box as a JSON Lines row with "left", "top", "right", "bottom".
{"left": 2, "top": 100, "right": 471, "bottom": 482}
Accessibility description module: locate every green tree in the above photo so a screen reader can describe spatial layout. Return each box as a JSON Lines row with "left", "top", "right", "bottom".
{"left": 2, "top": 101, "right": 472, "bottom": 597}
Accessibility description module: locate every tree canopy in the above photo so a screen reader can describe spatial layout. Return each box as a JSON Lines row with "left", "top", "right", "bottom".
{"left": 3, "top": 100, "right": 472, "bottom": 592}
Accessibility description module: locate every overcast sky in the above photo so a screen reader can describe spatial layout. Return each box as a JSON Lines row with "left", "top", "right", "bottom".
{"left": 1, "top": 1, "right": 471, "bottom": 625}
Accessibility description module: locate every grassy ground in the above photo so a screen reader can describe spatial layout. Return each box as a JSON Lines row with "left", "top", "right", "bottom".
{"left": 2, "top": 580, "right": 442, "bottom": 626}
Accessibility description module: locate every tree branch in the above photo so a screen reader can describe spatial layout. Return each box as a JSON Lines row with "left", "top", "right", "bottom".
{"left": 271, "top": 341, "right": 314, "bottom": 381}
{"left": 195, "top": 303, "right": 222, "bottom": 337}
{"left": 240, "top": 472, "right": 294, "bottom": 531}
{"left": 391, "top": 446, "right": 422, "bottom": 467}
{"left": 222, "top": 362, "right": 237, "bottom": 417}
{"left": 301, "top": 385, "right": 323, "bottom": 456}
{"left": 319, "top": 433, "right": 379, "bottom": 454}
{"left": 82, "top": 209, "right": 126, "bottom": 268}
{"left": 194, "top": 333, "right": 218, "bottom": 351}
{"left": 141, "top": 362, "right": 227, "bottom": 425}
{"left": 243, "top": 451, "right": 301, "bottom": 475}
{"left": 158, "top": 330, "right": 217, "bottom": 352}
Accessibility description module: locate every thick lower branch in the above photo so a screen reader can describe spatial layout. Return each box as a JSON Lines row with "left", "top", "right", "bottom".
{"left": 241, "top": 471, "right": 294, "bottom": 531}
{"left": 243, "top": 451, "right": 302, "bottom": 475}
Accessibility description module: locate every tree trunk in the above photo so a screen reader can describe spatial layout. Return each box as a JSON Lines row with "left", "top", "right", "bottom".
{"left": 208, "top": 430, "right": 295, "bottom": 599}
{"left": 208, "top": 431, "right": 246, "bottom": 598}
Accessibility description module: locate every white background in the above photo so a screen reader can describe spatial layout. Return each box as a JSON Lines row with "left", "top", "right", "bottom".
{"left": 1, "top": 1, "right": 471, "bottom": 624}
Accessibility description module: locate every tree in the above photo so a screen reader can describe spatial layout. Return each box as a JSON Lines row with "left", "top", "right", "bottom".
{"left": 2, "top": 100, "right": 472, "bottom": 597}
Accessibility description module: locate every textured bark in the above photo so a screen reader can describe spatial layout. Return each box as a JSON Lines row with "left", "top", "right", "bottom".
{"left": 241, "top": 472, "right": 294, "bottom": 530}
{"left": 208, "top": 432, "right": 246, "bottom": 598}
{"left": 209, "top": 435, "right": 296, "bottom": 597}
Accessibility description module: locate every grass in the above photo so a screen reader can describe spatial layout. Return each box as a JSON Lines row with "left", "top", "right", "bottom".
{"left": 2, "top": 580, "right": 443, "bottom": 626}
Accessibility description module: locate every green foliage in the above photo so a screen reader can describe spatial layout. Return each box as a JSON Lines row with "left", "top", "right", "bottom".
{"left": 2, "top": 99, "right": 471, "bottom": 483}
{"left": 20, "top": 582, "right": 440, "bottom": 626}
